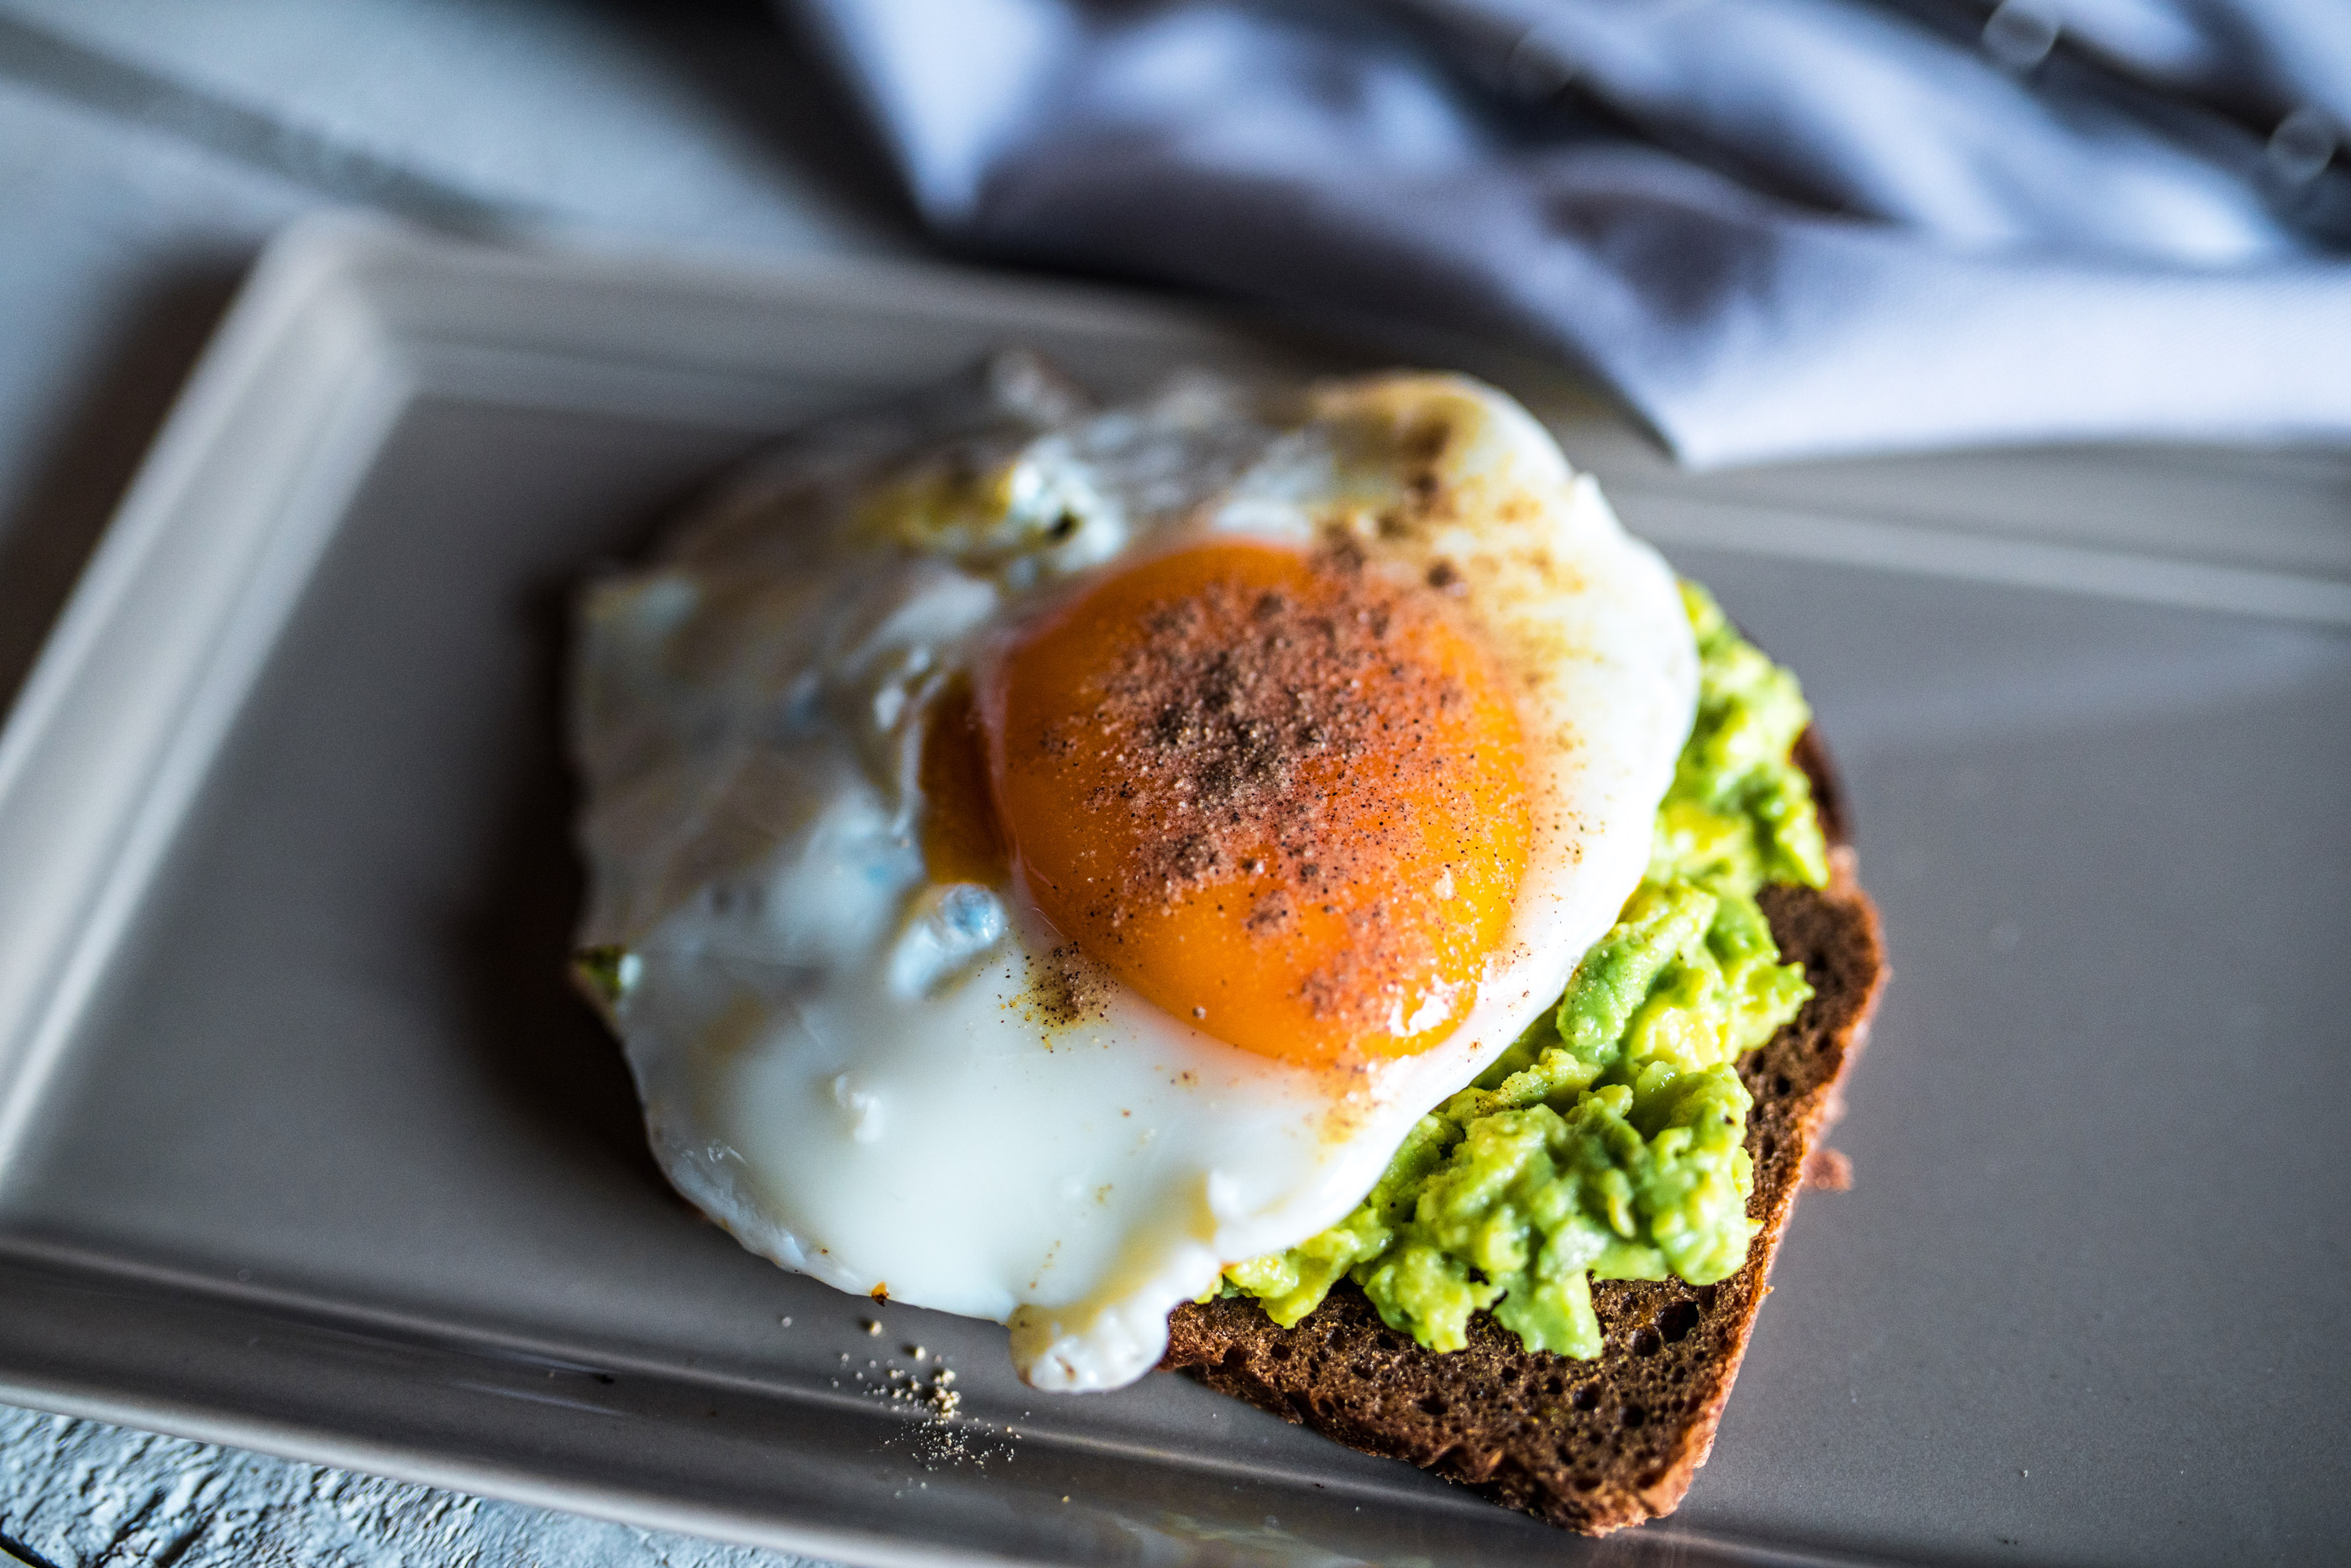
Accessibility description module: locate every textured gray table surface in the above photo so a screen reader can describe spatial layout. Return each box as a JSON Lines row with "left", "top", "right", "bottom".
{"left": 0, "top": 3, "right": 906, "bottom": 1562}
{"left": 0, "top": 1406, "right": 819, "bottom": 1568}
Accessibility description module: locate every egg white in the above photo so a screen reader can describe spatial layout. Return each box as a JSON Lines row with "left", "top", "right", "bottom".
{"left": 571, "top": 368, "right": 1696, "bottom": 1391}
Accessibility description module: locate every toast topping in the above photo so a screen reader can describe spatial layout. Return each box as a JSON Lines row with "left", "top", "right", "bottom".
{"left": 1219, "top": 583, "right": 1826, "bottom": 1356}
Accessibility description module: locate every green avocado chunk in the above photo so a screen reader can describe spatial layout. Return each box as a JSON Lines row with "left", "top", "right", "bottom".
{"left": 1221, "top": 581, "right": 1830, "bottom": 1359}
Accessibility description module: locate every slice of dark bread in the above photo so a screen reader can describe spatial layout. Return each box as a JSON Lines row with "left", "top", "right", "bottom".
{"left": 1161, "top": 730, "right": 1887, "bottom": 1535}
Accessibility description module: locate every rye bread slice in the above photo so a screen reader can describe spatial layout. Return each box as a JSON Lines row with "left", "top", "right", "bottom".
{"left": 1160, "top": 731, "right": 1888, "bottom": 1535}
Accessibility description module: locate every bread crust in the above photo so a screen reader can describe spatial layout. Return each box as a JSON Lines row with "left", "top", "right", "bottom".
{"left": 1160, "top": 734, "right": 1887, "bottom": 1535}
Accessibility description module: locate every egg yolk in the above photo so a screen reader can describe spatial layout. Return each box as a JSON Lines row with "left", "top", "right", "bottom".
{"left": 919, "top": 676, "right": 1008, "bottom": 886}
{"left": 982, "top": 541, "right": 1531, "bottom": 1068}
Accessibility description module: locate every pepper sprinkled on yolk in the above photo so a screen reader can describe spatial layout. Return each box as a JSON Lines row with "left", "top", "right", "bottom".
{"left": 981, "top": 541, "right": 1531, "bottom": 1067}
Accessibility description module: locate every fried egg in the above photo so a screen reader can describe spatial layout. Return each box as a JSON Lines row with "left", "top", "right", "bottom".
{"left": 570, "top": 362, "right": 1696, "bottom": 1391}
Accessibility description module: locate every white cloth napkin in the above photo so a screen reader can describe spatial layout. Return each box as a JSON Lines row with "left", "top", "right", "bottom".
{"left": 794, "top": 0, "right": 2351, "bottom": 465}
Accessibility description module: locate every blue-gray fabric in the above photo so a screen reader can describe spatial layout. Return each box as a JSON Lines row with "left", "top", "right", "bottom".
{"left": 794, "top": 0, "right": 2351, "bottom": 464}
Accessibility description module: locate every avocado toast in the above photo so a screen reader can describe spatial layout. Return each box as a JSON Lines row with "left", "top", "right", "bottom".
{"left": 1163, "top": 729, "right": 1887, "bottom": 1535}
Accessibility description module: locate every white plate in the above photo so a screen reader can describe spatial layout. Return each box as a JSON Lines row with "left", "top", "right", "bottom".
{"left": 0, "top": 213, "right": 2345, "bottom": 1566}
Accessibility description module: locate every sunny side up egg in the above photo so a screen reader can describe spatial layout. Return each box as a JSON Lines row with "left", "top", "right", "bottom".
{"left": 570, "top": 362, "right": 1698, "bottom": 1391}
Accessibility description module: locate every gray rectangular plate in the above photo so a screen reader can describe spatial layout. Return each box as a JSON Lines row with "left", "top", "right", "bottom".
{"left": 0, "top": 216, "right": 2344, "bottom": 1567}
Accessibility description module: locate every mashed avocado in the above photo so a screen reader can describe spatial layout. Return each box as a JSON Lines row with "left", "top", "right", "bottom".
{"left": 1221, "top": 582, "right": 1830, "bottom": 1359}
